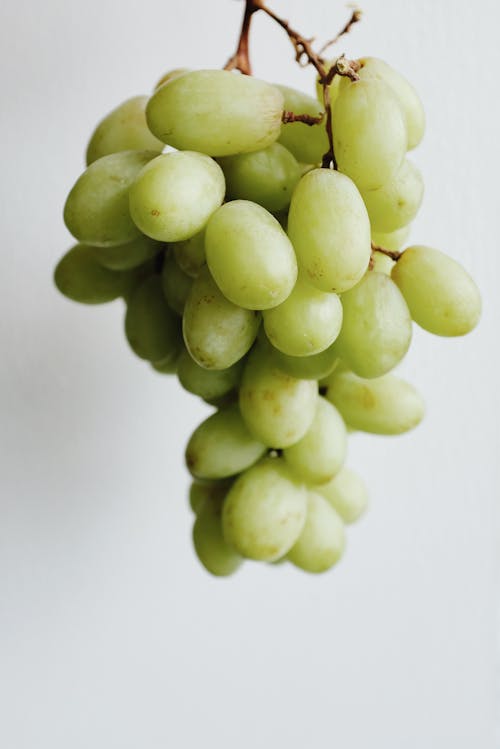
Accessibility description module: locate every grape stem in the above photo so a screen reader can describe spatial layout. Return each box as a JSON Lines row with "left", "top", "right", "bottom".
{"left": 370, "top": 242, "right": 402, "bottom": 264}
{"left": 224, "top": 0, "right": 361, "bottom": 169}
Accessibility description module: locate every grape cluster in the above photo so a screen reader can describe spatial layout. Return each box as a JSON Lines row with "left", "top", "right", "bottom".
{"left": 55, "top": 54, "right": 481, "bottom": 577}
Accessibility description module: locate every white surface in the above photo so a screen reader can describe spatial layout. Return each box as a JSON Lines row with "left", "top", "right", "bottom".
{"left": 0, "top": 1, "right": 499, "bottom": 747}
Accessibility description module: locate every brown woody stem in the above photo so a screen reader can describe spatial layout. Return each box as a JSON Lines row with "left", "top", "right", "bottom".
{"left": 224, "top": 0, "right": 259, "bottom": 75}
{"left": 318, "top": 9, "right": 362, "bottom": 58}
{"left": 371, "top": 243, "right": 403, "bottom": 262}
{"left": 282, "top": 111, "right": 324, "bottom": 126}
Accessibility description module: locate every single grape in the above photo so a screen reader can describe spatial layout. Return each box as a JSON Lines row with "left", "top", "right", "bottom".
{"left": 86, "top": 96, "right": 164, "bottom": 165}
{"left": 370, "top": 251, "right": 395, "bottom": 275}
{"left": 371, "top": 225, "right": 410, "bottom": 253}
{"left": 129, "top": 151, "right": 225, "bottom": 242}
{"left": 275, "top": 84, "right": 329, "bottom": 164}
{"left": 287, "top": 492, "right": 345, "bottom": 573}
{"left": 173, "top": 230, "right": 206, "bottom": 278}
{"left": 146, "top": 69, "right": 284, "bottom": 156}
{"left": 125, "top": 275, "right": 181, "bottom": 361}
{"left": 151, "top": 352, "right": 180, "bottom": 375}
{"left": 287, "top": 168, "right": 371, "bottom": 293}
{"left": 177, "top": 349, "right": 244, "bottom": 402}
{"left": 361, "top": 160, "right": 424, "bottom": 233}
{"left": 189, "top": 478, "right": 233, "bottom": 515}
{"left": 193, "top": 497, "right": 243, "bottom": 576}
{"left": 391, "top": 245, "right": 481, "bottom": 336}
{"left": 154, "top": 68, "right": 190, "bottom": 91}
{"left": 183, "top": 266, "right": 260, "bottom": 370}
{"left": 161, "top": 252, "right": 193, "bottom": 316}
{"left": 271, "top": 345, "right": 340, "bottom": 380}
{"left": 222, "top": 458, "right": 307, "bottom": 561}
{"left": 54, "top": 244, "right": 128, "bottom": 304}
{"left": 121, "top": 256, "right": 159, "bottom": 303}
{"left": 92, "top": 234, "right": 162, "bottom": 271}
{"left": 317, "top": 467, "right": 368, "bottom": 524}
{"left": 205, "top": 200, "right": 297, "bottom": 310}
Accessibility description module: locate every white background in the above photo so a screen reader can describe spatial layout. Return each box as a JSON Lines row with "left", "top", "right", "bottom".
{"left": 1, "top": 0, "right": 499, "bottom": 747}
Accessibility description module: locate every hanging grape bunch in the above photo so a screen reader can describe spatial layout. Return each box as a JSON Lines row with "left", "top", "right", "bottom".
{"left": 54, "top": 0, "right": 481, "bottom": 576}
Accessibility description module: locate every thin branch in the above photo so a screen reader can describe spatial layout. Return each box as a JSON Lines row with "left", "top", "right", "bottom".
{"left": 318, "top": 8, "right": 362, "bottom": 58}
{"left": 282, "top": 111, "right": 324, "bottom": 126}
{"left": 224, "top": 0, "right": 259, "bottom": 75}
{"left": 371, "top": 243, "right": 402, "bottom": 262}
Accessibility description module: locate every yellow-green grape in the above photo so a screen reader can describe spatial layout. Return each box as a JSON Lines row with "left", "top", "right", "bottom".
{"left": 154, "top": 68, "right": 190, "bottom": 91}
{"left": 263, "top": 276, "right": 343, "bottom": 356}
{"left": 324, "top": 369, "right": 425, "bottom": 435}
{"left": 193, "top": 497, "right": 243, "bottom": 577}
{"left": 218, "top": 143, "right": 300, "bottom": 213}
{"left": 372, "top": 225, "right": 410, "bottom": 253}
{"left": 332, "top": 272, "right": 412, "bottom": 378}
{"left": 391, "top": 246, "right": 481, "bottom": 337}
{"left": 151, "top": 350, "right": 180, "bottom": 375}
{"left": 333, "top": 79, "right": 407, "bottom": 190}
{"left": 275, "top": 84, "right": 328, "bottom": 164}
{"left": 129, "top": 151, "right": 225, "bottom": 242}
{"left": 185, "top": 405, "right": 267, "bottom": 480}
{"left": 92, "top": 234, "right": 162, "bottom": 271}
{"left": 272, "top": 345, "right": 340, "bottom": 380}
{"left": 146, "top": 70, "right": 284, "bottom": 156}
{"left": 370, "top": 251, "right": 395, "bottom": 275}
{"left": 317, "top": 467, "right": 368, "bottom": 524}
{"left": 314, "top": 61, "right": 344, "bottom": 108}
{"left": 54, "top": 244, "right": 128, "bottom": 304}
{"left": 86, "top": 96, "right": 164, "bottom": 165}
{"left": 361, "top": 160, "right": 424, "bottom": 233}
{"left": 173, "top": 230, "right": 206, "bottom": 278}
{"left": 283, "top": 397, "right": 347, "bottom": 485}
{"left": 177, "top": 349, "right": 243, "bottom": 401}
{"left": 205, "top": 200, "right": 297, "bottom": 310}
{"left": 355, "top": 57, "right": 425, "bottom": 150}
{"left": 125, "top": 275, "right": 181, "bottom": 361}
{"left": 64, "top": 151, "right": 157, "bottom": 247}
{"left": 183, "top": 266, "right": 260, "bottom": 370}
{"left": 239, "top": 347, "right": 317, "bottom": 448}
{"left": 222, "top": 458, "right": 307, "bottom": 561}
{"left": 287, "top": 492, "right": 345, "bottom": 573}
{"left": 287, "top": 168, "right": 371, "bottom": 293}
{"left": 189, "top": 479, "right": 233, "bottom": 514}
{"left": 161, "top": 252, "right": 192, "bottom": 316}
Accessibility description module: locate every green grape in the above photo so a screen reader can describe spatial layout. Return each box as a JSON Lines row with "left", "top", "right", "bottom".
{"left": 189, "top": 479, "right": 232, "bottom": 514}
{"left": 205, "top": 200, "right": 297, "bottom": 310}
{"left": 222, "top": 458, "right": 307, "bottom": 561}
{"left": 177, "top": 349, "right": 244, "bottom": 401}
{"left": 283, "top": 397, "right": 347, "bottom": 485}
{"left": 125, "top": 275, "right": 181, "bottom": 361}
{"left": 92, "top": 234, "right": 162, "bottom": 271}
{"left": 287, "top": 168, "right": 371, "bottom": 293}
{"left": 86, "top": 96, "right": 164, "bottom": 165}
{"left": 185, "top": 405, "right": 267, "bottom": 480}
{"left": 193, "top": 497, "right": 243, "bottom": 577}
{"left": 121, "top": 256, "right": 159, "bottom": 303}
{"left": 161, "top": 252, "right": 192, "bottom": 315}
{"left": 173, "top": 230, "right": 206, "bottom": 278}
{"left": 275, "top": 84, "right": 329, "bottom": 164}
{"left": 317, "top": 467, "right": 368, "bottom": 524}
{"left": 151, "top": 351, "right": 180, "bottom": 375}
{"left": 129, "top": 151, "right": 225, "bottom": 242}
{"left": 332, "top": 272, "right": 412, "bottom": 378}
{"left": 218, "top": 143, "right": 300, "bottom": 213}
{"left": 154, "top": 68, "right": 190, "bottom": 91}
{"left": 370, "top": 251, "right": 395, "bottom": 276}
{"left": 333, "top": 79, "right": 406, "bottom": 190}
{"left": 64, "top": 150, "right": 157, "bottom": 247}
{"left": 371, "top": 225, "right": 410, "bottom": 253}
{"left": 239, "top": 347, "right": 318, "bottom": 448}
{"left": 287, "top": 492, "right": 345, "bottom": 573}
{"left": 361, "top": 160, "right": 424, "bottom": 233}
{"left": 146, "top": 69, "right": 284, "bottom": 156}
{"left": 183, "top": 266, "right": 260, "bottom": 370}
{"left": 272, "top": 345, "right": 340, "bottom": 380}
{"left": 54, "top": 244, "right": 128, "bottom": 304}
{"left": 391, "top": 246, "right": 481, "bottom": 336}
{"left": 263, "top": 275, "right": 343, "bottom": 356}
{"left": 324, "top": 369, "right": 425, "bottom": 435}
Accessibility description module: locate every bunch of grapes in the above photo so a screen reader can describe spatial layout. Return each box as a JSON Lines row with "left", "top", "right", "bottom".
{"left": 54, "top": 3, "right": 481, "bottom": 577}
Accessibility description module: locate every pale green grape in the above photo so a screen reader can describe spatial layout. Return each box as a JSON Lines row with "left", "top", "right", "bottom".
{"left": 161, "top": 252, "right": 192, "bottom": 315}
{"left": 92, "top": 234, "right": 162, "bottom": 271}
{"left": 222, "top": 458, "right": 307, "bottom": 561}
{"left": 324, "top": 369, "right": 425, "bottom": 435}
{"left": 218, "top": 143, "right": 300, "bottom": 213}
{"left": 372, "top": 225, "right": 410, "bottom": 253}
{"left": 154, "top": 68, "right": 190, "bottom": 91}
{"left": 125, "top": 275, "right": 181, "bottom": 361}
{"left": 272, "top": 345, "right": 340, "bottom": 380}
{"left": 391, "top": 246, "right": 481, "bottom": 336}
{"left": 146, "top": 70, "right": 284, "bottom": 156}
{"left": 361, "top": 160, "right": 424, "bottom": 232}
{"left": 370, "top": 251, "right": 395, "bottom": 276}
{"left": 86, "top": 96, "right": 164, "bottom": 165}
{"left": 239, "top": 347, "right": 317, "bottom": 448}
{"left": 317, "top": 467, "right": 368, "bottom": 524}
{"left": 333, "top": 79, "right": 406, "bottom": 190}
{"left": 205, "top": 200, "right": 297, "bottom": 310}
{"left": 263, "top": 275, "right": 342, "bottom": 356}
{"left": 287, "top": 492, "right": 345, "bottom": 573}
{"left": 287, "top": 168, "right": 371, "bottom": 293}
{"left": 193, "top": 497, "right": 243, "bottom": 576}
{"left": 283, "top": 397, "right": 347, "bottom": 485}
{"left": 332, "top": 272, "right": 412, "bottom": 378}
{"left": 189, "top": 479, "right": 233, "bottom": 514}
{"left": 177, "top": 349, "right": 244, "bottom": 401}
{"left": 185, "top": 405, "right": 267, "bottom": 480}
{"left": 121, "top": 257, "right": 159, "bottom": 303}
{"left": 173, "top": 230, "right": 206, "bottom": 278}
{"left": 275, "top": 84, "right": 329, "bottom": 164}
{"left": 129, "top": 151, "right": 225, "bottom": 242}
{"left": 54, "top": 244, "right": 128, "bottom": 304}
{"left": 183, "top": 266, "right": 260, "bottom": 370}
{"left": 64, "top": 151, "right": 157, "bottom": 247}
